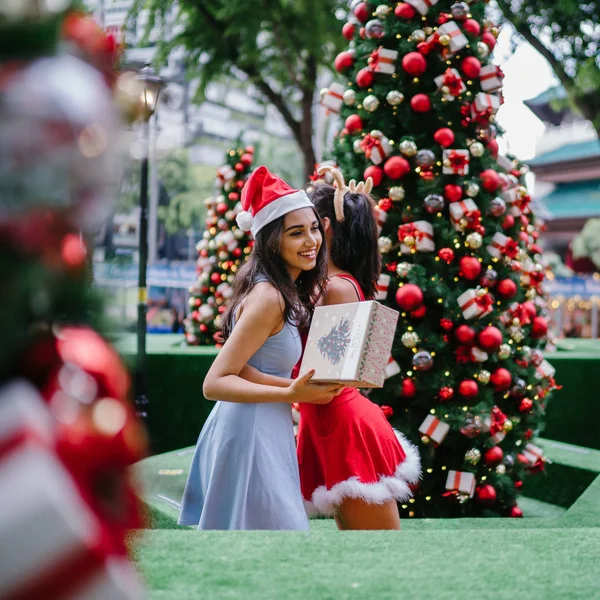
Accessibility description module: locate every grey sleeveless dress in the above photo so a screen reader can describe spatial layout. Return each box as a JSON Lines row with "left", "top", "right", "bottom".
{"left": 178, "top": 304, "right": 309, "bottom": 530}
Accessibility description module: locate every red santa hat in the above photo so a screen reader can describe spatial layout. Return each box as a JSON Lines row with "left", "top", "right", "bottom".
{"left": 236, "top": 166, "right": 313, "bottom": 237}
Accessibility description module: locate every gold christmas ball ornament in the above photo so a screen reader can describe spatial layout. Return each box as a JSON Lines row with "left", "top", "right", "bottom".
{"left": 389, "top": 186, "right": 406, "bottom": 201}
{"left": 496, "top": 464, "right": 507, "bottom": 475}
{"left": 491, "top": 26, "right": 500, "bottom": 38}
{"left": 526, "top": 288, "right": 538, "bottom": 300}
{"left": 396, "top": 262, "right": 412, "bottom": 277}
{"left": 441, "top": 85, "right": 451, "bottom": 96}
{"left": 378, "top": 236, "right": 393, "bottom": 253}
{"left": 498, "top": 344, "right": 511, "bottom": 359}
{"left": 466, "top": 182, "right": 480, "bottom": 197}
{"left": 421, "top": 435, "right": 431, "bottom": 444}
{"left": 402, "top": 331, "right": 420, "bottom": 348}
{"left": 465, "top": 448, "right": 481, "bottom": 465}
{"left": 353, "top": 139, "right": 365, "bottom": 154}
{"left": 503, "top": 419, "right": 513, "bottom": 433}
{"left": 343, "top": 89, "right": 357, "bottom": 106}
{"left": 509, "top": 325, "right": 525, "bottom": 343}
{"left": 477, "top": 41, "right": 490, "bottom": 58}
{"left": 399, "top": 139, "right": 418, "bottom": 157}
{"left": 411, "top": 29, "right": 427, "bottom": 43}
{"left": 375, "top": 4, "right": 391, "bottom": 18}
{"left": 518, "top": 185, "right": 528, "bottom": 198}
{"left": 386, "top": 90, "right": 405, "bottom": 106}
{"left": 476, "top": 287, "right": 488, "bottom": 298}
{"left": 466, "top": 232, "right": 483, "bottom": 249}
{"left": 403, "top": 235, "right": 416, "bottom": 248}
{"left": 469, "top": 141, "right": 485, "bottom": 157}
{"left": 424, "top": 26, "right": 434, "bottom": 35}
{"left": 477, "top": 370, "right": 491, "bottom": 384}
{"left": 363, "top": 94, "right": 380, "bottom": 112}
{"left": 438, "top": 34, "right": 451, "bottom": 47}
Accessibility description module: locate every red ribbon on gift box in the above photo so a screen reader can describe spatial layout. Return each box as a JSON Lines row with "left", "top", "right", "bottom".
{"left": 442, "top": 69, "right": 464, "bottom": 96}
{"left": 461, "top": 292, "right": 493, "bottom": 314}
{"left": 398, "top": 223, "right": 433, "bottom": 244}
{"left": 360, "top": 134, "right": 387, "bottom": 161}
{"left": 446, "top": 150, "right": 469, "bottom": 172}
{"left": 368, "top": 48, "right": 395, "bottom": 72}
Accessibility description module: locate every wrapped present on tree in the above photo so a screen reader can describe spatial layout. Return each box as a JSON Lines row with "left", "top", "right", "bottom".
{"left": 196, "top": 255, "right": 212, "bottom": 273}
{"left": 445, "top": 470, "right": 475, "bottom": 500}
{"left": 299, "top": 301, "right": 399, "bottom": 388}
{"left": 405, "top": 0, "right": 439, "bottom": 15}
{"left": 483, "top": 406, "right": 508, "bottom": 443}
{"left": 471, "top": 347, "right": 489, "bottom": 363}
{"left": 501, "top": 186, "right": 529, "bottom": 216}
{"left": 368, "top": 47, "right": 398, "bottom": 75}
{"left": 442, "top": 149, "right": 470, "bottom": 175}
{"left": 376, "top": 273, "right": 390, "bottom": 300}
{"left": 436, "top": 21, "right": 468, "bottom": 53}
{"left": 487, "top": 232, "right": 519, "bottom": 259}
{"left": 216, "top": 165, "right": 235, "bottom": 187}
{"left": 321, "top": 82, "right": 345, "bottom": 114}
{"left": 496, "top": 154, "right": 514, "bottom": 172}
{"left": 520, "top": 443, "right": 545, "bottom": 469}
{"left": 361, "top": 132, "right": 392, "bottom": 165}
{"left": 479, "top": 64, "right": 504, "bottom": 92}
{"left": 385, "top": 355, "right": 401, "bottom": 379}
{"left": 457, "top": 288, "right": 494, "bottom": 320}
{"left": 535, "top": 359, "right": 556, "bottom": 380}
{"left": 419, "top": 414, "right": 450, "bottom": 446}
{"left": 374, "top": 204, "right": 388, "bottom": 234}
{"left": 399, "top": 221, "right": 435, "bottom": 253}
{"left": 435, "top": 68, "right": 466, "bottom": 98}
{"left": 449, "top": 199, "right": 480, "bottom": 231}
{"left": 473, "top": 92, "right": 502, "bottom": 115}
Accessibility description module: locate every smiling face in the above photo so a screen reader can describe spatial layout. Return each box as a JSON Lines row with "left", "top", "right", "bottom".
{"left": 279, "top": 207, "right": 323, "bottom": 279}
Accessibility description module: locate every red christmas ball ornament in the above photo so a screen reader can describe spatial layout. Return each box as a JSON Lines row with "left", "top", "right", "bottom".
{"left": 476, "top": 484, "right": 497, "bottom": 506}
{"left": 461, "top": 56, "right": 481, "bottom": 78}
{"left": 364, "top": 165, "right": 383, "bottom": 187}
{"left": 359, "top": 27, "right": 366, "bottom": 39}
{"left": 519, "top": 398, "right": 533, "bottom": 412}
{"left": 216, "top": 202, "right": 228, "bottom": 215}
{"left": 440, "top": 318, "right": 454, "bottom": 332}
{"left": 480, "top": 169, "right": 500, "bottom": 192}
{"left": 356, "top": 67, "right": 374, "bottom": 88}
{"left": 478, "top": 326, "right": 503, "bottom": 352}
{"left": 401, "top": 378, "right": 417, "bottom": 398}
{"left": 487, "top": 138, "right": 499, "bottom": 158}
{"left": 444, "top": 183, "right": 463, "bottom": 203}
{"left": 395, "top": 3, "right": 416, "bottom": 19}
{"left": 245, "top": 145, "right": 255, "bottom": 154}
{"left": 61, "top": 234, "right": 87, "bottom": 269}
{"left": 484, "top": 446, "right": 504, "bottom": 466}
{"left": 384, "top": 156, "right": 411, "bottom": 180}
{"left": 236, "top": 179, "right": 245, "bottom": 189}
{"left": 210, "top": 272, "right": 222, "bottom": 284}
{"left": 510, "top": 506, "right": 524, "bottom": 518}
{"left": 514, "top": 480, "right": 523, "bottom": 489}
{"left": 482, "top": 31, "right": 497, "bottom": 49}
{"left": 438, "top": 248, "right": 455, "bottom": 263}
{"left": 342, "top": 22, "right": 356, "bottom": 40}
{"left": 459, "top": 256, "right": 482, "bottom": 280}
{"left": 396, "top": 284, "right": 424, "bottom": 311}
{"left": 497, "top": 278, "right": 517, "bottom": 299}
{"left": 458, "top": 379, "right": 479, "bottom": 398}
{"left": 439, "top": 386, "right": 454, "bottom": 401}
{"left": 531, "top": 316, "right": 549, "bottom": 339}
{"left": 234, "top": 162, "right": 244, "bottom": 172}
{"left": 502, "top": 214, "right": 515, "bottom": 229}
{"left": 381, "top": 405, "right": 394, "bottom": 418}
{"left": 463, "top": 18, "right": 481, "bottom": 36}
{"left": 240, "top": 153, "right": 253, "bottom": 166}
{"left": 402, "top": 52, "right": 427, "bottom": 76}
{"left": 228, "top": 192, "right": 239, "bottom": 201}
{"left": 522, "top": 301, "right": 537, "bottom": 320}
{"left": 353, "top": 1, "right": 369, "bottom": 23}
{"left": 490, "top": 368, "right": 512, "bottom": 391}
{"left": 233, "top": 248, "right": 243, "bottom": 258}
{"left": 410, "top": 304, "right": 427, "bottom": 319}
{"left": 410, "top": 93, "right": 431, "bottom": 113}
{"left": 455, "top": 325, "right": 476, "bottom": 346}
{"left": 434, "top": 127, "right": 455, "bottom": 147}
{"left": 335, "top": 51, "right": 354, "bottom": 72}
{"left": 345, "top": 114, "right": 363, "bottom": 133}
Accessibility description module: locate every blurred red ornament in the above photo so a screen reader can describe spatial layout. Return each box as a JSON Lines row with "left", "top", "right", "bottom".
{"left": 444, "top": 183, "right": 463, "bottom": 202}
{"left": 236, "top": 180, "right": 245, "bottom": 189}
{"left": 487, "top": 139, "right": 499, "bottom": 157}
{"left": 194, "top": 298, "right": 201, "bottom": 307}
{"left": 379, "top": 198, "right": 393, "bottom": 211}
{"left": 402, "top": 52, "right": 427, "bottom": 76}
{"left": 463, "top": 19, "right": 481, "bottom": 36}
{"left": 458, "top": 379, "right": 479, "bottom": 397}
{"left": 356, "top": 67, "right": 374, "bottom": 87}
{"left": 381, "top": 405, "right": 394, "bottom": 418}
{"left": 497, "top": 278, "right": 517, "bottom": 298}
{"left": 240, "top": 153, "right": 253, "bottom": 165}
{"left": 531, "top": 316, "right": 548, "bottom": 339}
{"left": 522, "top": 301, "right": 537, "bottom": 320}
{"left": 482, "top": 31, "right": 497, "bottom": 49}
{"left": 434, "top": 127, "right": 455, "bottom": 147}
{"left": 484, "top": 446, "right": 504, "bottom": 466}
{"left": 461, "top": 56, "right": 481, "bottom": 78}
{"left": 401, "top": 378, "right": 417, "bottom": 397}
{"left": 439, "top": 386, "right": 454, "bottom": 401}
{"left": 199, "top": 324, "right": 208, "bottom": 333}
{"left": 384, "top": 156, "right": 411, "bottom": 180}
{"left": 210, "top": 272, "right": 222, "bottom": 284}
{"left": 359, "top": 27, "right": 366, "bottom": 39}
{"left": 475, "top": 484, "right": 497, "bottom": 505}
{"left": 335, "top": 51, "right": 354, "bottom": 72}
{"left": 477, "top": 326, "right": 502, "bottom": 352}
{"left": 228, "top": 192, "right": 239, "bottom": 201}
{"left": 234, "top": 162, "right": 244, "bottom": 172}
{"left": 345, "top": 114, "right": 363, "bottom": 133}
{"left": 233, "top": 248, "right": 243, "bottom": 258}
{"left": 410, "top": 305, "right": 427, "bottom": 319}
{"left": 502, "top": 214, "right": 515, "bottom": 229}
{"left": 353, "top": 2, "right": 370, "bottom": 22}
{"left": 61, "top": 233, "right": 87, "bottom": 269}
{"left": 437, "top": 12, "right": 451, "bottom": 24}
{"left": 395, "top": 3, "right": 416, "bottom": 19}
{"left": 342, "top": 22, "right": 356, "bottom": 40}
{"left": 490, "top": 368, "right": 512, "bottom": 391}
{"left": 411, "top": 93, "right": 431, "bottom": 112}
{"left": 459, "top": 256, "right": 481, "bottom": 281}
{"left": 510, "top": 506, "right": 523, "bottom": 518}
{"left": 519, "top": 398, "right": 533, "bottom": 412}
{"left": 438, "top": 248, "right": 455, "bottom": 263}
{"left": 480, "top": 169, "right": 500, "bottom": 192}
{"left": 245, "top": 145, "right": 255, "bottom": 154}
{"left": 364, "top": 165, "right": 383, "bottom": 187}
{"left": 395, "top": 284, "right": 423, "bottom": 311}
{"left": 440, "top": 318, "right": 454, "bottom": 331}
{"left": 455, "top": 325, "right": 476, "bottom": 345}
{"left": 216, "top": 202, "right": 228, "bottom": 215}
{"left": 525, "top": 428, "right": 533, "bottom": 440}
{"left": 514, "top": 480, "right": 523, "bottom": 489}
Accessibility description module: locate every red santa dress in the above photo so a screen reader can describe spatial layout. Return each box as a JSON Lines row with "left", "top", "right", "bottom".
{"left": 296, "top": 273, "right": 421, "bottom": 516}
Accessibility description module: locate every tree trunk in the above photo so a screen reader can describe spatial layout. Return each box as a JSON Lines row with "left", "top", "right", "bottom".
{"left": 300, "top": 91, "right": 317, "bottom": 183}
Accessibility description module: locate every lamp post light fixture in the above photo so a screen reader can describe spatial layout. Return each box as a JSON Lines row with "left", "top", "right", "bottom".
{"left": 135, "top": 65, "right": 164, "bottom": 419}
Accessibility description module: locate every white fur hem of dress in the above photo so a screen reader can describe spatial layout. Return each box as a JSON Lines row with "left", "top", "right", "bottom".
{"left": 303, "top": 430, "right": 422, "bottom": 517}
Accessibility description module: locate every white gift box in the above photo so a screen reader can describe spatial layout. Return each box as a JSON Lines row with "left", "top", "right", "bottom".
{"left": 479, "top": 64, "right": 504, "bottom": 92}
{"left": 362, "top": 134, "right": 392, "bottom": 165}
{"left": 370, "top": 47, "right": 398, "bottom": 75}
{"left": 457, "top": 288, "right": 493, "bottom": 320}
{"left": 471, "top": 347, "right": 489, "bottom": 363}
{"left": 522, "top": 443, "right": 544, "bottom": 466}
{"left": 385, "top": 356, "right": 401, "bottom": 379}
{"left": 473, "top": 92, "right": 501, "bottom": 115}
{"left": 321, "top": 82, "right": 345, "bottom": 114}
{"left": 496, "top": 154, "right": 514, "bottom": 172}
{"left": 449, "top": 199, "right": 478, "bottom": 230}
{"left": 435, "top": 68, "right": 466, "bottom": 97}
{"left": 443, "top": 149, "right": 470, "bottom": 175}
{"left": 445, "top": 470, "right": 475, "bottom": 498}
{"left": 487, "top": 232, "right": 509, "bottom": 259}
{"left": 437, "top": 22, "right": 468, "bottom": 53}
{"left": 399, "top": 220, "right": 435, "bottom": 253}
{"left": 376, "top": 273, "right": 390, "bottom": 300}
{"left": 501, "top": 186, "right": 525, "bottom": 216}
{"left": 216, "top": 165, "right": 235, "bottom": 187}
{"left": 405, "top": 0, "right": 438, "bottom": 15}
{"left": 299, "top": 301, "right": 399, "bottom": 388}
{"left": 196, "top": 256, "right": 212, "bottom": 273}
{"left": 535, "top": 359, "right": 556, "bottom": 380}
{"left": 419, "top": 415, "right": 450, "bottom": 446}
{"left": 374, "top": 205, "right": 387, "bottom": 234}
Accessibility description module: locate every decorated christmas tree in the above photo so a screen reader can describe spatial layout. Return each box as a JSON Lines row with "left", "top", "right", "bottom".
{"left": 317, "top": 318, "right": 352, "bottom": 365}
{"left": 184, "top": 146, "right": 255, "bottom": 345}
{"left": 322, "top": 0, "right": 558, "bottom": 517}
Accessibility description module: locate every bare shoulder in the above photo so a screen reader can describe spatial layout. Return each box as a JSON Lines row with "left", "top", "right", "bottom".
{"left": 243, "top": 281, "right": 285, "bottom": 315}
{"left": 323, "top": 276, "right": 361, "bottom": 306}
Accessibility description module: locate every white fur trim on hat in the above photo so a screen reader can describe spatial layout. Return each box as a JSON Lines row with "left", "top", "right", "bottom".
{"left": 235, "top": 210, "right": 254, "bottom": 232}
{"left": 251, "top": 189, "right": 313, "bottom": 237}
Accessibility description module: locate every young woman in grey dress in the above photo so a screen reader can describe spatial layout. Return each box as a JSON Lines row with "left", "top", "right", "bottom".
{"left": 178, "top": 166, "right": 342, "bottom": 530}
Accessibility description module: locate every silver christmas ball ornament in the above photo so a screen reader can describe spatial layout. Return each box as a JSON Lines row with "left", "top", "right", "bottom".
{"left": 400, "top": 139, "right": 418, "bottom": 157}
{"left": 413, "top": 350, "right": 434, "bottom": 371}
{"left": 401, "top": 331, "right": 420, "bottom": 348}
{"left": 363, "top": 94, "right": 380, "bottom": 112}
{"left": 424, "top": 194, "right": 445, "bottom": 214}
{"left": 489, "top": 197, "right": 506, "bottom": 217}
{"left": 477, "top": 41, "right": 490, "bottom": 58}
{"left": 466, "top": 182, "right": 480, "bottom": 198}
{"left": 498, "top": 344, "right": 511, "bottom": 360}
{"left": 451, "top": 2, "right": 470, "bottom": 19}
{"left": 411, "top": 29, "right": 427, "bottom": 43}
{"left": 466, "top": 232, "right": 483, "bottom": 249}
{"left": 396, "top": 262, "right": 412, "bottom": 277}
{"left": 343, "top": 89, "right": 356, "bottom": 106}
{"left": 375, "top": 4, "right": 391, "bottom": 18}
{"left": 365, "top": 19, "right": 385, "bottom": 39}
{"left": 378, "top": 236, "right": 393, "bottom": 253}
{"left": 353, "top": 139, "right": 365, "bottom": 154}
{"left": 386, "top": 90, "right": 405, "bottom": 106}
{"left": 469, "top": 141, "right": 485, "bottom": 157}
{"left": 389, "top": 186, "right": 405, "bottom": 201}
{"left": 416, "top": 149, "right": 436, "bottom": 168}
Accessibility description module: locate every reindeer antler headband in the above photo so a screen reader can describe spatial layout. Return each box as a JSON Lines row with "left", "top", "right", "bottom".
{"left": 316, "top": 165, "right": 374, "bottom": 222}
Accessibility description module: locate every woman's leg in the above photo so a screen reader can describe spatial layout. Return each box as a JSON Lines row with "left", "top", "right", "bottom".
{"left": 335, "top": 498, "right": 401, "bottom": 530}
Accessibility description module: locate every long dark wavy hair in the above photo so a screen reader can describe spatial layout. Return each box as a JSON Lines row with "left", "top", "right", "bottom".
{"left": 221, "top": 210, "right": 327, "bottom": 340}
{"left": 310, "top": 183, "right": 381, "bottom": 300}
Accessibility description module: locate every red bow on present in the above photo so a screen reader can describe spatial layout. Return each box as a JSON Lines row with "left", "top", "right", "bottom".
{"left": 367, "top": 48, "right": 393, "bottom": 72}
{"left": 464, "top": 209, "right": 482, "bottom": 230}
{"left": 417, "top": 32, "right": 440, "bottom": 56}
{"left": 503, "top": 238, "right": 520, "bottom": 259}
{"left": 447, "top": 151, "right": 469, "bottom": 171}
{"left": 442, "top": 69, "right": 464, "bottom": 96}
{"left": 489, "top": 406, "right": 507, "bottom": 436}
{"left": 398, "top": 223, "right": 426, "bottom": 243}
{"left": 476, "top": 293, "right": 494, "bottom": 311}
{"left": 360, "top": 134, "right": 383, "bottom": 160}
